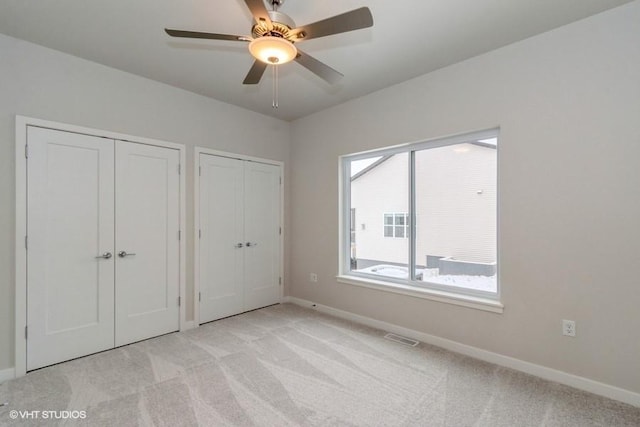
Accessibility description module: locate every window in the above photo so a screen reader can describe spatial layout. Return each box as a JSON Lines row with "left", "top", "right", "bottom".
{"left": 342, "top": 130, "right": 498, "bottom": 298}
{"left": 384, "top": 213, "right": 408, "bottom": 238}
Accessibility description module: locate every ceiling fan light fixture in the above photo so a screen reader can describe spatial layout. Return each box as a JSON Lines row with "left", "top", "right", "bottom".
{"left": 249, "top": 36, "right": 297, "bottom": 65}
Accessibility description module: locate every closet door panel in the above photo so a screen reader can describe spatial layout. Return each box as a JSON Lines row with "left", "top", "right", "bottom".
{"left": 26, "top": 127, "right": 115, "bottom": 370}
{"left": 199, "top": 155, "right": 245, "bottom": 323}
{"left": 115, "top": 141, "right": 180, "bottom": 346}
{"left": 243, "top": 162, "right": 281, "bottom": 311}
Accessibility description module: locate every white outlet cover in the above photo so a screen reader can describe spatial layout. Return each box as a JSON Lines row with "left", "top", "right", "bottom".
{"left": 562, "top": 319, "right": 576, "bottom": 337}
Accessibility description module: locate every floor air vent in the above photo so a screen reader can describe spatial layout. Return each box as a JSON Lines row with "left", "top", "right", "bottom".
{"left": 384, "top": 333, "right": 419, "bottom": 347}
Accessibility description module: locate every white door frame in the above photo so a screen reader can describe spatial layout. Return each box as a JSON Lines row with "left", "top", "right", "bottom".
{"left": 15, "top": 115, "right": 187, "bottom": 378}
{"left": 194, "top": 147, "right": 284, "bottom": 326}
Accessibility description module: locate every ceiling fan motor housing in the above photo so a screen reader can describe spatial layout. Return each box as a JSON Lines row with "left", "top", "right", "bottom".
{"left": 252, "top": 11, "right": 297, "bottom": 41}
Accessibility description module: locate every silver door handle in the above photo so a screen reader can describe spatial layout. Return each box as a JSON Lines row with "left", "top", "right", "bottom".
{"left": 235, "top": 243, "right": 244, "bottom": 248}
{"left": 118, "top": 251, "right": 136, "bottom": 258}
{"left": 95, "top": 252, "right": 112, "bottom": 259}
{"left": 246, "top": 242, "right": 258, "bottom": 247}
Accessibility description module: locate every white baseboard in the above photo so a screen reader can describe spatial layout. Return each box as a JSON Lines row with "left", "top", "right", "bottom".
{"left": 0, "top": 367, "right": 15, "bottom": 384}
{"left": 283, "top": 296, "right": 640, "bottom": 408}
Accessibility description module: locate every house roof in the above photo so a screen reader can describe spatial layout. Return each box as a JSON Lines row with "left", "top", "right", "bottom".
{"left": 351, "top": 140, "right": 496, "bottom": 181}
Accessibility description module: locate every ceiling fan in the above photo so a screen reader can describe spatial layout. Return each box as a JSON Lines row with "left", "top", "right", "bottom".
{"left": 165, "top": 0, "right": 373, "bottom": 86}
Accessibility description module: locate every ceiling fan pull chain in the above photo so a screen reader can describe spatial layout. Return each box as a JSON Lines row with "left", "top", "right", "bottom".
{"left": 272, "top": 64, "right": 279, "bottom": 109}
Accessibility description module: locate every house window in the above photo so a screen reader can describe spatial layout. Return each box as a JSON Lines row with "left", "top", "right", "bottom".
{"left": 342, "top": 129, "right": 498, "bottom": 298}
{"left": 384, "top": 213, "right": 408, "bottom": 238}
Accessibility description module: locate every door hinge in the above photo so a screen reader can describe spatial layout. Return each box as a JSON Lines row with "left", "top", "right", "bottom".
{"left": 25, "top": 144, "right": 29, "bottom": 159}
{"left": 25, "top": 325, "right": 28, "bottom": 340}
{"left": 25, "top": 235, "right": 28, "bottom": 250}
{"left": 178, "top": 230, "right": 181, "bottom": 240}
{"left": 279, "top": 277, "right": 282, "bottom": 285}
{"left": 178, "top": 296, "right": 181, "bottom": 307}
{"left": 178, "top": 164, "right": 181, "bottom": 175}
{"left": 279, "top": 227, "right": 281, "bottom": 235}
{"left": 199, "top": 229, "right": 202, "bottom": 239}
{"left": 199, "top": 292, "right": 201, "bottom": 302}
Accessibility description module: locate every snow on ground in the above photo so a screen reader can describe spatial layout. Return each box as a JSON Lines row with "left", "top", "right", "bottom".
{"left": 421, "top": 269, "right": 496, "bottom": 293}
{"left": 356, "top": 265, "right": 497, "bottom": 293}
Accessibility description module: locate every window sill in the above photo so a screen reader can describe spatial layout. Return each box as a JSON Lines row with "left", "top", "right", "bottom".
{"left": 336, "top": 275, "right": 504, "bottom": 314}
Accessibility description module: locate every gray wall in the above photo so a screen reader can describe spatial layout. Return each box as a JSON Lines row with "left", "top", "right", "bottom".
{"left": 0, "top": 34, "right": 291, "bottom": 371}
{"left": 290, "top": 2, "right": 640, "bottom": 394}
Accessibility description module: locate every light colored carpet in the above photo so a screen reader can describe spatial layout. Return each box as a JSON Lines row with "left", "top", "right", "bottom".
{"left": 1, "top": 303, "right": 639, "bottom": 426}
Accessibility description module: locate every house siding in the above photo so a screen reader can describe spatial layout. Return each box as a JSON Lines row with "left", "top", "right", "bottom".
{"left": 351, "top": 142, "right": 496, "bottom": 267}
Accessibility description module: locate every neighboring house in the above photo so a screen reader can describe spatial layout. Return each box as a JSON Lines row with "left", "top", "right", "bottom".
{"left": 350, "top": 141, "right": 497, "bottom": 270}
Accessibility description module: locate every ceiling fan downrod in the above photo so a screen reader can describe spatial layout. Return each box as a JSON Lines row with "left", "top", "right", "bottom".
{"left": 270, "top": 0, "right": 284, "bottom": 11}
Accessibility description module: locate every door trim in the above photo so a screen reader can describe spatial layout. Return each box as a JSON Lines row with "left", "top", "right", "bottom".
{"left": 193, "top": 147, "right": 284, "bottom": 326}
{"left": 15, "top": 115, "right": 187, "bottom": 378}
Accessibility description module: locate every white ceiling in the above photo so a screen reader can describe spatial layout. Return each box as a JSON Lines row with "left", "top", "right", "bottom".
{"left": 0, "top": 0, "right": 633, "bottom": 121}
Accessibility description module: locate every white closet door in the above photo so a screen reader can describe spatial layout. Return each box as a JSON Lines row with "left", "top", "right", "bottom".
{"left": 114, "top": 141, "right": 180, "bottom": 346}
{"left": 27, "top": 127, "right": 115, "bottom": 371}
{"left": 243, "top": 161, "right": 281, "bottom": 311}
{"left": 199, "top": 155, "right": 245, "bottom": 323}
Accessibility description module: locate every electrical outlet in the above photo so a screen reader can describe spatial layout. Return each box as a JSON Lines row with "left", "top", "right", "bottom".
{"left": 562, "top": 319, "right": 576, "bottom": 337}
{"left": 309, "top": 273, "right": 318, "bottom": 283}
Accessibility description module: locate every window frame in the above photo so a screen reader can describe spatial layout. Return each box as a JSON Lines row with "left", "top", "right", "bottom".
{"left": 340, "top": 128, "right": 500, "bottom": 301}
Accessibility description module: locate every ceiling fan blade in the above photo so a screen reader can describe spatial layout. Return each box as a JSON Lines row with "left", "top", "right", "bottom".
{"left": 243, "top": 0, "right": 273, "bottom": 29}
{"left": 165, "top": 29, "right": 250, "bottom": 42}
{"left": 292, "top": 7, "right": 373, "bottom": 41}
{"left": 295, "top": 50, "right": 343, "bottom": 84}
{"left": 243, "top": 60, "right": 268, "bottom": 85}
